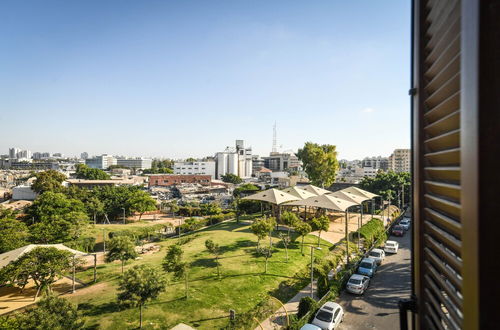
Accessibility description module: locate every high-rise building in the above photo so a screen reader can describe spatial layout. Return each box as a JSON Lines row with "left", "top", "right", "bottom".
{"left": 81, "top": 152, "right": 89, "bottom": 160}
{"left": 388, "top": 149, "right": 410, "bottom": 173}
{"left": 9, "top": 148, "right": 20, "bottom": 159}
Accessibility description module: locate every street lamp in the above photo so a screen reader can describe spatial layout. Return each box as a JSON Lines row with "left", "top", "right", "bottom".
{"left": 122, "top": 207, "right": 126, "bottom": 224}
{"left": 310, "top": 246, "right": 322, "bottom": 298}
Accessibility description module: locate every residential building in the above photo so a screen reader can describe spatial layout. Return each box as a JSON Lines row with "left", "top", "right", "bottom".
{"left": 8, "top": 148, "right": 20, "bottom": 159}
{"left": 263, "top": 152, "right": 301, "bottom": 172}
{"left": 361, "top": 156, "right": 388, "bottom": 171}
{"left": 388, "top": 149, "right": 411, "bottom": 173}
{"left": 251, "top": 155, "right": 265, "bottom": 175}
{"left": 81, "top": 152, "right": 89, "bottom": 160}
{"left": 148, "top": 174, "right": 211, "bottom": 187}
{"left": 174, "top": 161, "right": 216, "bottom": 179}
{"left": 85, "top": 154, "right": 117, "bottom": 169}
{"left": 116, "top": 157, "right": 152, "bottom": 170}
{"left": 65, "top": 178, "right": 136, "bottom": 189}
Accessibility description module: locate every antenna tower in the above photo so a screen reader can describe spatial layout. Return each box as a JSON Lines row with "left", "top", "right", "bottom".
{"left": 272, "top": 122, "right": 277, "bottom": 153}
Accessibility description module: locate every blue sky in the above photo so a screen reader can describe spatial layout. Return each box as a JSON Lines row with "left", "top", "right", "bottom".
{"left": 0, "top": 0, "right": 411, "bottom": 160}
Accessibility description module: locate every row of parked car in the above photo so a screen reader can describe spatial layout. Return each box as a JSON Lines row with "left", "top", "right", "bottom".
{"left": 301, "top": 217, "right": 411, "bottom": 330}
{"left": 391, "top": 216, "right": 411, "bottom": 236}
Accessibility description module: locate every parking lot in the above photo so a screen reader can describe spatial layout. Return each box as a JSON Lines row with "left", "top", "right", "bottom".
{"left": 337, "top": 224, "right": 412, "bottom": 329}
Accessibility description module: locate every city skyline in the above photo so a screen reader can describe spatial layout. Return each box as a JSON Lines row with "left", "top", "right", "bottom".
{"left": 1, "top": 0, "right": 411, "bottom": 159}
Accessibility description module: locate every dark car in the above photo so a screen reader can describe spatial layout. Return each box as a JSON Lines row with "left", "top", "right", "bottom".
{"left": 391, "top": 225, "right": 405, "bottom": 237}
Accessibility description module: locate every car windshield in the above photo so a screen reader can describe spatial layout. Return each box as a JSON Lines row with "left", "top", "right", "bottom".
{"left": 349, "top": 278, "right": 361, "bottom": 285}
{"left": 316, "top": 310, "right": 333, "bottom": 322}
{"left": 369, "top": 251, "right": 381, "bottom": 257}
{"left": 360, "top": 262, "right": 372, "bottom": 268}
{"left": 394, "top": 226, "right": 403, "bottom": 230}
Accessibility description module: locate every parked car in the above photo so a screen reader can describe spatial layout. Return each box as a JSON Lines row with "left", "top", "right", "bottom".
{"left": 384, "top": 240, "right": 399, "bottom": 254}
{"left": 368, "top": 248, "right": 385, "bottom": 265}
{"left": 346, "top": 274, "right": 370, "bottom": 295}
{"left": 391, "top": 225, "right": 405, "bottom": 237}
{"left": 300, "top": 324, "right": 322, "bottom": 330}
{"left": 311, "top": 301, "right": 344, "bottom": 330}
{"left": 399, "top": 218, "right": 411, "bottom": 230}
{"left": 357, "top": 258, "right": 378, "bottom": 277}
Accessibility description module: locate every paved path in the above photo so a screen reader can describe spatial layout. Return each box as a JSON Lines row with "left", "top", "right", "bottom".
{"left": 337, "top": 226, "right": 412, "bottom": 329}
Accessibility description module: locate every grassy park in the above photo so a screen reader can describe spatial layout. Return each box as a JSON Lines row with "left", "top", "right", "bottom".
{"left": 67, "top": 219, "right": 332, "bottom": 329}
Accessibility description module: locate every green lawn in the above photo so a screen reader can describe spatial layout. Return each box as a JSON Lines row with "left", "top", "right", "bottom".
{"left": 68, "top": 220, "right": 332, "bottom": 329}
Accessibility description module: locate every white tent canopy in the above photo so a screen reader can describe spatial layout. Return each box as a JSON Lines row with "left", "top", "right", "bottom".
{"left": 282, "top": 186, "right": 317, "bottom": 200}
{"left": 329, "top": 190, "right": 371, "bottom": 205}
{"left": 0, "top": 244, "right": 88, "bottom": 269}
{"left": 285, "top": 194, "right": 357, "bottom": 212}
{"left": 340, "top": 186, "right": 379, "bottom": 199}
{"left": 241, "top": 188, "right": 299, "bottom": 205}
{"left": 297, "top": 184, "right": 331, "bottom": 196}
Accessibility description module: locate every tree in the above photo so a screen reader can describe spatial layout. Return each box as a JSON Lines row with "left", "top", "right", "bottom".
{"left": 14, "top": 295, "right": 84, "bottom": 330}
{"left": 294, "top": 221, "right": 312, "bottom": 255}
{"left": 281, "top": 211, "right": 299, "bottom": 236}
{"left": 311, "top": 215, "right": 330, "bottom": 247}
{"left": 117, "top": 265, "right": 167, "bottom": 329}
{"left": 250, "top": 218, "right": 274, "bottom": 249}
{"left": 31, "top": 170, "right": 67, "bottom": 194}
{"left": 128, "top": 191, "right": 157, "bottom": 221}
{"left": 27, "top": 191, "right": 89, "bottom": 243}
{"left": 278, "top": 232, "right": 291, "bottom": 262}
{"left": 0, "top": 216, "right": 29, "bottom": 253}
{"left": 0, "top": 247, "right": 73, "bottom": 300}
{"left": 296, "top": 142, "right": 340, "bottom": 188}
{"left": 75, "top": 164, "right": 110, "bottom": 180}
{"left": 221, "top": 173, "right": 243, "bottom": 184}
{"left": 360, "top": 171, "right": 411, "bottom": 206}
{"left": 85, "top": 197, "right": 105, "bottom": 224}
{"left": 233, "top": 183, "right": 260, "bottom": 198}
{"left": 162, "top": 244, "right": 189, "bottom": 298}
{"left": 205, "top": 239, "right": 222, "bottom": 279}
{"left": 259, "top": 246, "right": 273, "bottom": 274}
{"left": 106, "top": 236, "right": 138, "bottom": 273}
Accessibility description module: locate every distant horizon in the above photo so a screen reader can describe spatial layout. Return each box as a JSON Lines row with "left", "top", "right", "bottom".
{"left": 1, "top": 1, "right": 411, "bottom": 160}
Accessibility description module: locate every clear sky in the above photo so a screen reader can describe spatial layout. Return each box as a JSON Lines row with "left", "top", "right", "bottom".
{"left": 0, "top": 0, "right": 411, "bottom": 160}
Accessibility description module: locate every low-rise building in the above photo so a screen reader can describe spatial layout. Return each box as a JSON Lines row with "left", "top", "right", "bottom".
{"left": 263, "top": 152, "right": 301, "bottom": 172}
{"left": 12, "top": 185, "right": 37, "bottom": 200}
{"left": 174, "top": 161, "right": 216, "bottom": 179}
{"left": 65, "top": 178, "right": 136, "bottom": 189}
{"left": 116, "top": 157, "right": 152, "bottom": 170}
{"left": 148, "top": 174, "right": 211, "bottom": 187}
{"left": 85, "top": 154, "right": 117, "bottom": 169}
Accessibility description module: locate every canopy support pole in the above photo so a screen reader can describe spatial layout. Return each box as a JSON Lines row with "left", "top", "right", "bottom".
{"left": 93, "top": 254, "right": 97, "bottom": 283}
{"left": 345, "top": 210, "right": 350, "bottom": 265}
{"left": 72, "top": 255, "right": 76, "bottom": 293}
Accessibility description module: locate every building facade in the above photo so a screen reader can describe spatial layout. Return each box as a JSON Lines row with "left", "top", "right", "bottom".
{"left": 116, "top": 157, "right": 152, "bottom": 170}
{"left": 174, "top": 161, "right": 216, "bottom": 179}
{"left": 85, "top": 154, "right": 117, "bottom": 169}
{"left": 148, "top": 174, "right": 211, "bottom": 187}
{"left": 361, "top": 156, "right": 389, "bottom": 171}
{"left": 263, "top": 152, "right": 301, "bottom": 172}
{"left": 215, "top": 140, "right": 253, "bottom": 179}
{"left": 388, "top": 149, "right": 411, "bottom": 173}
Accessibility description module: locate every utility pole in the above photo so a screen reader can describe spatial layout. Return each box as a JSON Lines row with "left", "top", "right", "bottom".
{"left": 122, "top": 208, "right": 126, "bottom": 224}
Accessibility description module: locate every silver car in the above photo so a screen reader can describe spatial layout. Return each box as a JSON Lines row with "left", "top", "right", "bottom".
{"left": 312, "top": 301, "right": 344, "bottom": 330}
{"left": 368, "top": 248, "right": 385, "bottom": 265}
{"left": 346, "top": 274, "right": 370, "bottom": 295}
{"left": 399, "top": 218, "right": 411, "bottom": 230}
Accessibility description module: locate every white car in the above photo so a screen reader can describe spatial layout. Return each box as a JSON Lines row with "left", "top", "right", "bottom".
{"left": 346, "top": 274, "right": 370, "bottom": 295}
{"left": 399, "top": 218, "right": 411, "bottom": 230}
{"left": 312, "top": 301, "right": 344, "bottom": 330}
{"left": 384, "top": 240, "right": 399, "bottom": 254}
{"left": 368, "top": 248, "right": 385, "bottom": 265}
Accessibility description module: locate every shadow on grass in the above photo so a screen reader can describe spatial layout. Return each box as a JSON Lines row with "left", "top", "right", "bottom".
{"left": 78, "top": 301, "right": 121, "bottom": 317}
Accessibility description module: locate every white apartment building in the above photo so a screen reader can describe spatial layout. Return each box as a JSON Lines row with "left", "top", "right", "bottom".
{"left": 174, "top": 161, "right": 216, "bottom": 179}
{"left": 116, "top": 157, "right": 152, "bottom": 170}
{"left": 388, "top": 149, "right": 411, "bottom": 173}
{"left": 85, "top": 154, "right": 117, "bottom": 169}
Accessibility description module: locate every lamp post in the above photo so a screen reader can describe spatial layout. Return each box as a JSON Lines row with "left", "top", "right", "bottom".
{"left": 122, "top": 208, "right": 126, "bottom": 224}
{"left": 310, "top": 245, "right": 322, "bottom": 298}
{"left": 102, "top": 228, "right": 106, "bottom": 253}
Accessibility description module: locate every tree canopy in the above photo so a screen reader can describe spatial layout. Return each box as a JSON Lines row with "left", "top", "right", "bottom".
{"left": 359, "top": 171, "right": 410, "bottom": 203}
{"left": 221, "top": 173, "right": 243, "bottom": 184}
{"left": 128, "top": 191, "right": 157, "bottom": 221}
{"left": 31, "top": 170, "right": 67, "bottom": 194}
{"left": 142, "top": 159, "right": 174, "bottom": 174}
{"left": 117, "top": 265, "right": 167, "bottom": 328}
{"left": 75, "top": 164, "right": 111, "bottom": 180}
{"left": 106, "top": 236, "right": 138, "bottom": 273}
{"left": 296, "top": 142, "right": 339, "bottom": 188}
{"left": 250, "top": 217, "right": 276, "bottom": 249}
{"left": 0, "top": 215, "right": 29, "bottom": 253}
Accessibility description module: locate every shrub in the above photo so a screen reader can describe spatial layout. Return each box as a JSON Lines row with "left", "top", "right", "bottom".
{"left": 297, "top": 296, "right": 316, "bottom": 319}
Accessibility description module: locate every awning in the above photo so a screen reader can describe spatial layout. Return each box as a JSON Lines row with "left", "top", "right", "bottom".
{"left": 241, "top": 188, "right": 300, "bottom": 205}
{"left": 297, "top": 184, "right": 331, "bottom": 196}
{"left": 285, "top": 194, "right": 357, "bottom": 212}
{"left": 329, "top": 190, "right": 371, "bottom": 204}
{"left": 282, "top": 186, "right": 317, "bottom": 200}
{"left": 0, "top": 244, "right": 88, "bottom": 269}
{"left": 340, "top": 186, "right": 379, "bottom": 199}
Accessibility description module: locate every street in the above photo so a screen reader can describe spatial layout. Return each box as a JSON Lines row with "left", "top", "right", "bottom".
{"left": 338, "top": 227, "right": 412, "bottom": 329}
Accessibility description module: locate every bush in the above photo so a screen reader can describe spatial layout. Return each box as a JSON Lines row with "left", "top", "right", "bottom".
{"left": 237, "top": 199, "right": 261, "bottom": 214}
{"left": 297, "top": 296, "right": 317, "bottom": 319}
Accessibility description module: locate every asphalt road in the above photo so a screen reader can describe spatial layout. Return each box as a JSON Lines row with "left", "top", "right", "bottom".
{"left": 337, "top": 227, "right": 412, "bottom": 330}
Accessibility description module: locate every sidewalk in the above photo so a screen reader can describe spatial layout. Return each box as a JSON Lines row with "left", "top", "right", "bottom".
{"left": 256, "top": 281, "right": 319, "bottom": 330}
